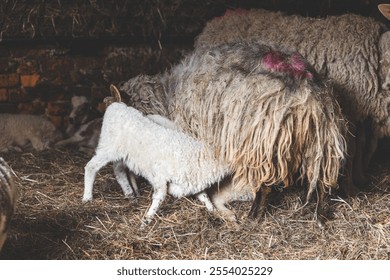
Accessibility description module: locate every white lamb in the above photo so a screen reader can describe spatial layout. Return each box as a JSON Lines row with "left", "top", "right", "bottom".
{"left": 83, "top": 86, "right": 230, "bottom": 224}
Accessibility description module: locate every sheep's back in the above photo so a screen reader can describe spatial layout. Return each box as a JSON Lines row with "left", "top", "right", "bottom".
{"left": 195, "top": 10, "right": 385, "bottom": 121}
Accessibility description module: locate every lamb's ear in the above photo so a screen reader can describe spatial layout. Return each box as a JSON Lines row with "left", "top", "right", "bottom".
{"left": 109, "top": 84, "right": 122, "bottom": 102}
{"left": 379, "top": 4, "right": 390, "bottom": 20}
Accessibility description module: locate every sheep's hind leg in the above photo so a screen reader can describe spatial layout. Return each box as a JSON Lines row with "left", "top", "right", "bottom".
{"left": 83, "top": 154, "right": 110, "bottom": 202}
{"left": 113, "top": 161, "right": 140, "bottom": 198}
{"left": 248, "top": 186, "right": 272, "bottom": 221}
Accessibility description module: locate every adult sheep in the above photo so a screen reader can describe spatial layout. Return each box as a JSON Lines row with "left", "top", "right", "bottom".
{"left": 120, "top": 42, "right": 348, "bottom": 225}
{"left": 195, "top": 9, "right": 390, "bottom": 189}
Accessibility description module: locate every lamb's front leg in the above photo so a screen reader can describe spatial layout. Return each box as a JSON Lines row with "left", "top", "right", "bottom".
{"left": 83, "top": 155, "right": 110, "bottom": 202}
{"left": 113, "top": 161, "right": 140, "bottom": 198}
{"left": 142, "top": 182, "right": 168, "bottom": 225}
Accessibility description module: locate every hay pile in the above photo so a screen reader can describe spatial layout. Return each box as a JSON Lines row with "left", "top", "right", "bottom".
{"left": 0, "top": 148, "right": 388, "bottom": 259}
{"left": 0, "top": 1, "right": 384, "bottom": 41}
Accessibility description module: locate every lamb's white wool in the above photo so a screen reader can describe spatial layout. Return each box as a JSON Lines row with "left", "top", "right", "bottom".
{"left": 0, "top": 157, "right": 17, "bottom": 251}
{"left": 109, "top": 114, "right": 178, "bottom": 200}
{"left": 83, "top": 102, "right": 229, "bottom": 223}
{"left": 0, "top": 113, "right": 62, "bottom": 152}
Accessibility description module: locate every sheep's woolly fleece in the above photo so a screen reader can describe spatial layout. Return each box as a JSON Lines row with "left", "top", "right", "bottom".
{"left": 195, "top": 9, "right": 389, "bottom": 124}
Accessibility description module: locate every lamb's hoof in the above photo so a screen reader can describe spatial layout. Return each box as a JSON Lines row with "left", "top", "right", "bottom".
{"left": 140, "top": 218, "right": 152, "bottom": 230}
{"left": 82, "top": 197, "right": 92, "bottom": 203}
{"left": 316, "top": 218, "right": 325, "bottom": 229}
{"left": 124, "top": 193, "right": 136, "bottom": 199}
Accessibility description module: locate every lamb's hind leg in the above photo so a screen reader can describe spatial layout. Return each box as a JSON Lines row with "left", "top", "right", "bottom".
{"left": 113, "top": 161, "right": 140, "bottom": 198}
{"left": 83, "top": 154, "right": 110, "bottom": 202}
{"left": 143, "top": 181, "right": 168, "bottom": 225}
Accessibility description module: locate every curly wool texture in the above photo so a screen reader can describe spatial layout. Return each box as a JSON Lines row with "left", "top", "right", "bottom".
{"left": 120, "top": 73, "right": 173, "bottom": 117}
{"left": 195, "top": 9, "right": 390, "bottom": 125}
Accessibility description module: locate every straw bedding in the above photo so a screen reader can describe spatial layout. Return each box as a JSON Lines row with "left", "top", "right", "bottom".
{"left": 0, "top": 148, "right": 388, "bottom": 259}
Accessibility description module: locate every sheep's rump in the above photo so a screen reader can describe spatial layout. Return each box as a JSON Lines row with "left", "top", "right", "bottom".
{"left": 195, "top": 9, "right": 387, "bottom": 123}
{"left": 165, "top": 42, "right": 348, "bottom": 197}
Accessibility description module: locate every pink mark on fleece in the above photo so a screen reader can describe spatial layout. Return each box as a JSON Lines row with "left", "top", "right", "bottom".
{"left": 262, "top": 51, "right": 313, "bottom": 79}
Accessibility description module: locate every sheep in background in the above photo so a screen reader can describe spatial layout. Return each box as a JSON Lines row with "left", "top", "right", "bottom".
{"left": 0, "top": 114, "right": 62, "bottom": 152}
{"left": 56, "top": 118, "right": 103, "bottom": 155}
{"left": 195, "top": 9, "right": 390, "bottom": 189}
{"left": 120, "top": 42, "right": 348, "bottom": 225}
{"left": 0, "top": 157, "right": 17, "bottom": 251}
{"left": 55, "top": 96, "right": 103, "bottom": 155}
{"left": 83, "top": 86, "right": 226, "bottom": 224}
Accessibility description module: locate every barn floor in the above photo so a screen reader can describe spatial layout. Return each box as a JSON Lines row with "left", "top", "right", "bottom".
{"left": 0, "top": 147, "right": 389, "bottom": 260}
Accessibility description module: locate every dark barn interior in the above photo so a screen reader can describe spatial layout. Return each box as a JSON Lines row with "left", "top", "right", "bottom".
{"left": 0, "top": 0, "right": 389, "bottom": 260}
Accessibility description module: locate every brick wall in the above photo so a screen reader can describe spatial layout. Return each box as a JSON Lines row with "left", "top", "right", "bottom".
{"left": 0, "top": 42, "right": 190, "bottom": 132}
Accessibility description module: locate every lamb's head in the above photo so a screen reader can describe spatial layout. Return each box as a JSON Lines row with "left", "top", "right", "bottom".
{"left": 379, "top": 31, "right": 390, "bottom": 91}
